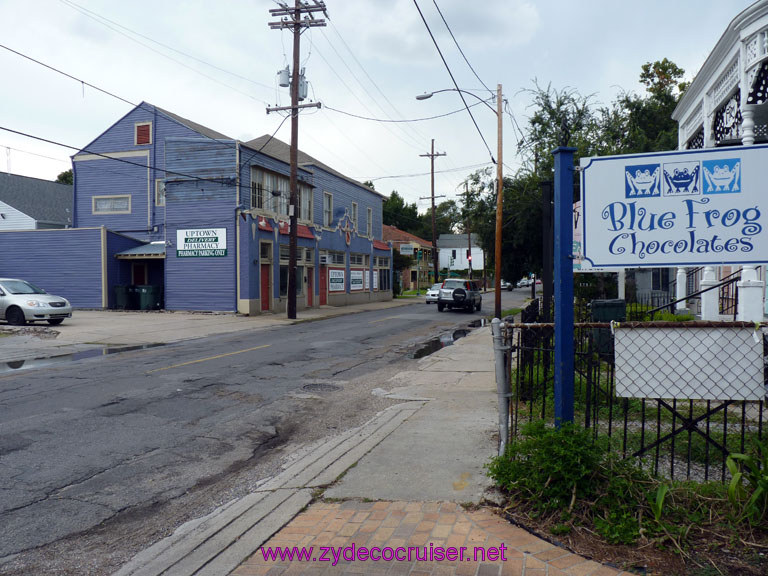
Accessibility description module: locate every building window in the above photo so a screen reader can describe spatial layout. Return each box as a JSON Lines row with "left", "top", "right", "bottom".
{"left": 135, "top": 122, "right": 152, "bottom": 145}
{"left": 279, "top": 265, "right": 303, "bottom": 296}
{"left": 260, "top": 242, "right": 272, "bottom": 261}
{"left": 323, "top": 192, "right": 333, "bottom": 227}
{"left": 350, "top": 253, "right": 364, "bottom": 266}
{"left": 93, "top": 195, "right": 131, "bottom": 214}
{"left": 277, "top": 177, "right": 289, "bottom": 217}
{"left": 452, "top": 249, "right": 456, "bottom": 259}
{"left": 329, "top": 251, "right": 345, "bottom": 265}
{"left": 299, "top": 184, "right": 313, "bottom": 221}
{"left": 351, "top": 202, "right": 358, "bottom": 231}
{"left": 155, "top": 179, "right": 166, "bottom": 206}
{"left": 366, "top": 207, "right": 372, "bottom": 237}
{"left": 251, "top": 167, "right": 290, "bottom": 213}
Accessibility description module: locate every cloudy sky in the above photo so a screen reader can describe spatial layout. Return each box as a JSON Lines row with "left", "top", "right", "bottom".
{"left": 0, "top": 0, "right": 756, "bottom": 212}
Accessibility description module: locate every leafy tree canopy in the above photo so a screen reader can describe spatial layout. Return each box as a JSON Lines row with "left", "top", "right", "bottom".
{"left": 56, "top": 169, "right": 73, "bottom": 185}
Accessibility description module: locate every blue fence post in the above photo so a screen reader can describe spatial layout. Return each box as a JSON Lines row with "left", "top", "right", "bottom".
{"left": 553, "top": 146, "right": 577, "bottom": 425}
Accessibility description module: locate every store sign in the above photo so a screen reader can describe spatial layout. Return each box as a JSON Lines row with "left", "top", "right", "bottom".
{"left": 350, "top": 269, "right": 364, "bottom": 291}
{"left": 329, "top": 269, "right": 345, "bottom": 292}
{"left": 364, "top": 270, "right": 370, "bottom": 290}
{"left": 399, "top": 243, "right": 414, "bottom": 256}
{"left": 176, "top": 228, "right": 227, "bottom": 257}
{"left": 580, "top": 146, "right": 768, "bottom": 267}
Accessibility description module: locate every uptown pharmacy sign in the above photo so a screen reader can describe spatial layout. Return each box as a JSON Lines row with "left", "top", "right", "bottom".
{"left": 580, "top": 146, "right": 768, "bottom": 267}
{"left": 176, "top": 228, "right": 227, "bottom": 257}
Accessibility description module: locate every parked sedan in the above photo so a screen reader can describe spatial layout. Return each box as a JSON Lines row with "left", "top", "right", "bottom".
{"left": 0, "top": 278, "right": 72, "bottom": 326}
{"left": 425, "top": 283, "right": 442, "bottom": 304}
{"left": 500, "top": 279, "right": 513, "bottom": 291}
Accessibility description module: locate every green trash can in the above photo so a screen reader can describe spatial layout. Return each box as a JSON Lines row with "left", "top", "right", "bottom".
{"left": 125, "top": 285, "right": 139, "bottom": 310}
{"left": 590, "top": 299, "right": 626, "bottom": 355}
{"left": 136, "top": 285, "right": 163, "bottom": 310}
{"left": 114, "top": 285, "right": 128, "bottom": 310}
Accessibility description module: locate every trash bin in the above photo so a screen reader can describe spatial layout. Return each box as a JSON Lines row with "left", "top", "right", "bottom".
{"left": 590, "top": 299, "right": 626, "bottom": 356}
{"left": 114, "top": 285, "right": 128, "bottom": 310}
{"left": 126, "top": 285, "right": 139, "bottom": 310}
{"left": 136, "top": 285, "right": 163, "bottom": 310}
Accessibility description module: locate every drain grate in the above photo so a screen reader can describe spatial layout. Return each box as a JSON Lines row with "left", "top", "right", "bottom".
{"left": 303, "top": 382, "right": 342, "bottom": 392}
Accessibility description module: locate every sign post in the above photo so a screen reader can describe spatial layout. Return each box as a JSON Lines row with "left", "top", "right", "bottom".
{"left": 553, "top": 147, "right": 577, "bottom": 425}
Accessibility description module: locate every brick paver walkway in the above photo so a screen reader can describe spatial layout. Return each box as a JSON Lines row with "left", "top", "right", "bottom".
{"left": 234, "top": 501, "right": 630, "bottom": 576}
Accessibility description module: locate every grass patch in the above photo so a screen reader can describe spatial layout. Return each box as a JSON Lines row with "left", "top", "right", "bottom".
{"left": 501, "top": 308, "right": 521, "bottom": 319}
{"left": 487, "top": 421, "right": 768, "bottom": 575}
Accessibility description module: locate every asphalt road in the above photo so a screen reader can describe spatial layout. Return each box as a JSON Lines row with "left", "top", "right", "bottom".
{"left": 0, "top": 289, "right": 527, "bottom": 573}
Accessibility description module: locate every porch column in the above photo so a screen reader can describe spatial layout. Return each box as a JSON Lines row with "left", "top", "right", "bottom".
{"left": 737, "top": 265, "right": 765, "bottom": 321}
{"left": 617, "top": 268, "right": 625, "bottom": 300}
{"left": 700, "top": 266, "right": 719, "bottom": 321}
{"left": 675, "top": 267, "right": 687, "bottom": 311}
{"left": 742, "top": 104, "right": 756, "bottom": 146}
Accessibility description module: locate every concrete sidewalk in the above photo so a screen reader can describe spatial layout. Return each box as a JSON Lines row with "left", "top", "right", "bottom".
{"left": 113, "top": 327, "right": 628, "bottom": 576}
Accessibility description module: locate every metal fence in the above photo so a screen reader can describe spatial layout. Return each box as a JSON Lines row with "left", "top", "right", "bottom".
{"left": 501, "top": 304, "right": 767, "bottom": 482}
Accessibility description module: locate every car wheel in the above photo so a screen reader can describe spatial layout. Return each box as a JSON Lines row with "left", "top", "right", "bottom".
{"left": 6, "top": 306, "right": 26, "bottom": 326}
{"left": 47, "top": 319, "right": 64, "bottom": 326}
{"left": 437, "top": 303, "right": 445, "bottom": 312}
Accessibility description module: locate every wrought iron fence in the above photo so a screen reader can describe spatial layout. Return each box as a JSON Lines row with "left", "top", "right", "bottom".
{"left": 502, "top": 312, "right": 767, "bottom": 482}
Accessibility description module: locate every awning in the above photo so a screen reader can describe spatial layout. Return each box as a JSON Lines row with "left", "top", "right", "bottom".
{"left": 115, "top": 243, "right": 166, "bottom": 259}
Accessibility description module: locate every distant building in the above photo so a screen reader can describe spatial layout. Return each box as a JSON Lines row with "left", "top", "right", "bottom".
{"left": 383, "top": 224, "right": 434, "bottom": 290}
{"left": 437, "top": 233, "right": 484, "bottom": 273}
{"left": 0, "top": 173, "right": 72, "bottom": 230}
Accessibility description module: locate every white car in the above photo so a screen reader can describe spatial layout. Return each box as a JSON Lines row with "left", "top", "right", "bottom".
{"left": 425, "top": 283, "right": 442, "bottom": 304}
{"left": 0, "top": 278, "right": 72, "bottom": 326}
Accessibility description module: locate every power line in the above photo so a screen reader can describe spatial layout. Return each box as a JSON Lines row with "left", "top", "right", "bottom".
{"left": 412, "top": 0, "right": 495, "bottom": 164}
{"left": 0, "top": 126, "right": 233, "bottom": 186}
{"left": 362, "top": 162, "right": 491, "bottom": 181}
{"left": 323, "top": 98, "right": 490, "bottom": 123}
{"left": 431, "top": 1, "right": 492, "bottom": 95}
{"left": 58, "top": 0, "right": 273, "bottom": 106}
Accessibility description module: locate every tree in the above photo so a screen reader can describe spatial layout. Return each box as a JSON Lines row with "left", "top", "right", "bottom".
{"left": 56, "top": 169, "right": 73, "bottom": 185}
{"left": 382, "top": 190, "right": 419, "bottom": 233}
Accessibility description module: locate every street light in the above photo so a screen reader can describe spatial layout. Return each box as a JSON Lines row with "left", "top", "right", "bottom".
{"left": 416, "top": 84, "right": 504, "bottom": 319}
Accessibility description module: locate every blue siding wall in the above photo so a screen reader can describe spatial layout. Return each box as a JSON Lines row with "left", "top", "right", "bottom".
{"left": 0, "top": 228, "right": 105, "bottom": 308}
{"left": 311, "top": 166, "right": 382, "bottom": 238}
{"left": 73, "top": 104, "right": 214, "bottom": 241}
{"left": 165, "top": 138, "right": 238, "bottom": 311}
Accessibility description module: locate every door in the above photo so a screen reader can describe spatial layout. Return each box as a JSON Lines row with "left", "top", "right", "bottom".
{"left": 260, "top": 264, "right": 270, "bottom": 311}
{"left": 307, "top": 268, "right": 313, "bottom": 307}
{"left": 319, "top": 266, "right": 328, "bottom": 306}
{"left": 132, "top": 262, "right": 147, "bottom": 285}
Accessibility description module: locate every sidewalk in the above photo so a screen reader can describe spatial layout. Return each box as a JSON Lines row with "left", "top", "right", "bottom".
{"left": 113, "top": 325, "right": 629, "bottom": 576}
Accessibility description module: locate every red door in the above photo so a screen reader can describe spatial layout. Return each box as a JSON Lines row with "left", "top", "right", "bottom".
{"left": 260, "top": 264, "right": 270, "bottom": 311}
{"left": 319, "top": 266, "right": 328, "bottom": 306}
{"left": 307, "top": 269, "right": 313, "bottom": 307}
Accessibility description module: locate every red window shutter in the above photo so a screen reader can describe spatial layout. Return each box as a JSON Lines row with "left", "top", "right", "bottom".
{"left": 136, "top": 124, "right": 150, "bottom": 145}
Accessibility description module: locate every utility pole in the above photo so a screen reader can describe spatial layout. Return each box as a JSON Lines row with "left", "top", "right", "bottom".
{"left": 464, "top": 182, "right": 472, "bottom": 280}
{"left": 419, "top": 139, "right": 446, "bottom": 284}
{"left": 268, "top": 1, "right": 326, "bottom": 319}
{"left": 494, "top": 83, "right": 504, "bottom": 320}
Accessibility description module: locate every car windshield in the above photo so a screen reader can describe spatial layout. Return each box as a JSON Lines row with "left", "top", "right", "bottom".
{"left": 1, "top": 280, "right": 46, "bottom": 295}
{"left": 430, "top": 284, "right": 441, "bottom": 290}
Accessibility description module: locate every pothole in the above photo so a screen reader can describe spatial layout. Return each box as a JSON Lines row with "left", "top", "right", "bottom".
{"left": 411, "top": 328, "right": 471, "bottom": 359}
{"left": 302, "top": 383, "right": 342, "bottom": 392}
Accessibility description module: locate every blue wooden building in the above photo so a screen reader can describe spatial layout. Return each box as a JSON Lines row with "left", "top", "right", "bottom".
{"left": 0, "top": 103, "right": 392, "bottom": 313}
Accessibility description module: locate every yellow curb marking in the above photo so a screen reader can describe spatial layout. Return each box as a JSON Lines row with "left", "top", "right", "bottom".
{"left": 146, "top": 344, "right": 271, "bottom": 373}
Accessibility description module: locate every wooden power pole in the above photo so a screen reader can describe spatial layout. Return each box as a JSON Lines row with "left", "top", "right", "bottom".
{"left": 419, "top": 139, "right": 445, "bottom": 284}
{"left": 268, "top": 1, "right": 326, "bottom": 319}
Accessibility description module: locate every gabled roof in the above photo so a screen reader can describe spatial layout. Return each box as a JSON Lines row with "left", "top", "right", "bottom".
{"left": 154, "top": 104, "right": 232, "bottom": 140}
{"left": 382, "top": 224, "right": 431, "bottom": 246}
{"left": 0, "top": 173, "right": 73, "bottom": 225}
{"left": 437, "top": 233, "right": 481, "bottom": 249}
{"left": 245, "top": 135, "right": 385, "bottom": 198}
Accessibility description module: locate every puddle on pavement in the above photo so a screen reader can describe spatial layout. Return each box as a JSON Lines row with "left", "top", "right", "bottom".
{"left": 411, "top": 329, "right": 470, "bottom": 359}
{"left": 0, "top": 343, "right": 165, "bottom": 375}
{"left": 468, "top": 318, "right": 487, "bottom": 328}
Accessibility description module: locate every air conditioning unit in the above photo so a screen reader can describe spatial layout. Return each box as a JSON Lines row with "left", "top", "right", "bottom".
{"left": 319, "top": 255, "right": 329, "bottom": 265}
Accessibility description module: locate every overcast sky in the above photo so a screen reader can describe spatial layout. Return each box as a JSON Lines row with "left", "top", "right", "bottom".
{"left": 0, "top": 0, "right": 756, "bottom": 213}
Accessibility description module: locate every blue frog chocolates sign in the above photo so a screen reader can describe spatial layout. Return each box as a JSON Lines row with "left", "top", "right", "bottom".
{"left": 580, "top": 146, "right": 768, "bottom": 267}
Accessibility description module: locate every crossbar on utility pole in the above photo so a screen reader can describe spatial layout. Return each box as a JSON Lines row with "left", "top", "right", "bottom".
{"left": 267, "top": 0, "right": 326, "bottom": 320}
{"left": 420, "top": 139, "right": 446, "bottom": 284}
